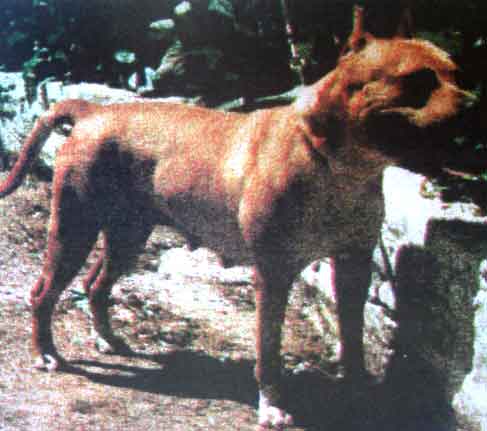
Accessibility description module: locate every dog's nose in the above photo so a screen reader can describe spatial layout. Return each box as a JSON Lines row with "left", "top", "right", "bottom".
{"left": 460, "top": 89, "right": 478, "bottom": 110}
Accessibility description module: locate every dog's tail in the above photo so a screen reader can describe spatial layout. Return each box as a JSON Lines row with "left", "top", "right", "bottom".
{"left": 0, "top": 99, "right": 93, "bottom": 198}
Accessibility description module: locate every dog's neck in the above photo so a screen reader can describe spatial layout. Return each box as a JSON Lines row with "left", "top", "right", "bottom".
{"left": 294, "top": 65, "right": 398, "bottom": 185}
{"left": 295, "top": 93, "right": 388, "bottom": 184}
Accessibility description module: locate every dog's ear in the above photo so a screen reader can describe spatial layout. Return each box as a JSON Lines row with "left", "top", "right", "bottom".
{"left": 345, "top": 5, "right": 368, "bottom": 53}
{"left": 396, "top": 5, "right": 414, "bottom": 38}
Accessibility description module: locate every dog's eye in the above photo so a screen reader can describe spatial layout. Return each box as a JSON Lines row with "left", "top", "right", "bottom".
{"left": 347, "top": 83, "right": 363, "bottom": 94}
{"left": 399, "top": 68, "right": 440, "bottom": 108}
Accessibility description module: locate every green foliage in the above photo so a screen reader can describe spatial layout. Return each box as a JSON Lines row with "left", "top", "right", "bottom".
{"left": 114, "top": 50, "right": 137, "bottom": 65}
{"left": 174, "top": 1, "right": 192, "bottom": 17}
{"left": 6, "top": 31, "right": 29, "bottom": 49}
{"left": 22, "top": 45, "right": 48, "bottom": 75}
{"left": 149, "top": 19, "right": 176, "bottom": 38}
{"left": 1, "top": 1, "right": 487, "bottom": 110}
{"left": 417, "top": 31, "right": 463, "bottom": 56}
{"left": 208, "top": 0, "right": 235, "bottom": 20}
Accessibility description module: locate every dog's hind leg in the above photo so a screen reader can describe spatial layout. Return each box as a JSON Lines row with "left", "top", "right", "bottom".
{"left": 83, "top": 216, "right": 153, "bottom": 355}
{"left": 332, "top": 250, "right": 373, "bottom": 382}
{"left": 30, "top": 181, "right": 100, "bottom": 371}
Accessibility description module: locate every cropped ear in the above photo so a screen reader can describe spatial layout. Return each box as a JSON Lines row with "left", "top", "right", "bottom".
{"left": 348, "top": 5, "right": 367, "bottom": 51}
{"left": 340, "top": 5, "right": 369, "bottom": 56}
{"left": 396, "top": 5, "right": 414, "bottom": 38}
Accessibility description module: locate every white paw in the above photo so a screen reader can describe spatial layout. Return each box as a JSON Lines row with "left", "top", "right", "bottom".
{"left": 33, "top": 354, "right": 59, "bottom": 372}
{"left": 94, "top": 335, "right": 113, "bottom": 354}
{"left": 258, "top": 391, "right": 294, "bottom": 429}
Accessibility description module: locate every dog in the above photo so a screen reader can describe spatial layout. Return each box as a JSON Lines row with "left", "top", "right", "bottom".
{"left": 0, "top": 7, "right": 473, "bottom": 428}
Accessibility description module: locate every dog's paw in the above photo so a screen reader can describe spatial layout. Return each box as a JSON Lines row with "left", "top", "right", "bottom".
{"left": 95, "top": 334, "right": 133, "bottom": 356}
{"left": 94, "top": 336, "right": 111, "bottom": 354}
{"left": 33, "top": 354, "right": 61, "bottom": 372}
{"left": 258, "top": 391, "right": 293, "bottom": 429}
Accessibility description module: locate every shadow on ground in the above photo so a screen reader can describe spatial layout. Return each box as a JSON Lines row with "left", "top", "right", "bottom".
{"left": 284, "top": 356, "right": 455, "bottom": 431}
{"left": 62, "top": 348, "right": 454, "bottom": 431}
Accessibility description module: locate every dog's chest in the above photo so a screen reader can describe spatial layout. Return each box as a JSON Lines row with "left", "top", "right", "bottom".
{"left": 275, "top": 174, "right": 384, "bottom": 263}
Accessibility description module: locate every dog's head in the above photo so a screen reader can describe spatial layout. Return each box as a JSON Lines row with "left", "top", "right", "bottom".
{"left": 296, "top": 6, "right": 475, "bottom": 171}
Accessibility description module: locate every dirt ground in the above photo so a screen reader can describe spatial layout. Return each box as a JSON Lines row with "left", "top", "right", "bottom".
{"left": 0, "top": 174, "right": 458, "bottom": 431}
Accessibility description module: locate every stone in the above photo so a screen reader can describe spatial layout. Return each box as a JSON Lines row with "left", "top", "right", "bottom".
{"left": 158, "top": 246, "right": 253, "bottom": 285}
{"left": 453, "top": 261, "right": 487, "bottom": 431}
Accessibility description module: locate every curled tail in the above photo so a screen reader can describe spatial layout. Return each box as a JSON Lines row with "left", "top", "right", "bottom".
{"left": 0, "top": 99, "right": 93, "bottom": 198}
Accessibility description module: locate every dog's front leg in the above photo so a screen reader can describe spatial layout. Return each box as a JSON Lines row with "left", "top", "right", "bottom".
{"left": 332, "top": 251, "right": 373, "bottom": 381}
{"left": 254, "top": 267, "right": 294, "bottom": 428}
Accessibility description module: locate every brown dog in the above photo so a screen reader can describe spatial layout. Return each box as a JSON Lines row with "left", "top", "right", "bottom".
{"left": 0, "top": 7, "right": 472, "bottom": 428}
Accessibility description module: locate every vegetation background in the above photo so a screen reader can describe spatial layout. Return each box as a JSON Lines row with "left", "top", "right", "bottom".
{"left": 0, "top": 1, "right": 486, "bottom": 98}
